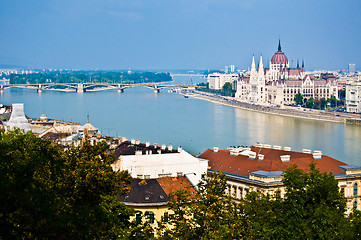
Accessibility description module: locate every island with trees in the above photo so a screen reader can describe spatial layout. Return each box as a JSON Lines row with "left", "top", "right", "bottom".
{"left": 9, "top": 71, "right": 172, "bottom": 85}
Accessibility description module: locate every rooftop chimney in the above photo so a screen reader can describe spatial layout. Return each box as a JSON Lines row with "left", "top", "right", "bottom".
{"left": 280, "top": 155, "right": 291, "bottom": 162}
{"left": 258, "top": 154, "right": 264, "bottom": 161}
{"left": 146, "top": 141, "right": 150, "bottom": 147}
{"left": 273, "top": 145, "right": 281, "bottom": 150}
{"left": 161, "top": 144, "right": 166, "bottom": 150}
{"left": 249, "top": 152, "right": 256, "bottom": 159}
{"left": 264, "top": 144, "right": 271, "bottom": 149}
{"left": 131, "top": 139, "right": 136, "bottom": 144}
{"left": 284, "top": 147, "right": 291, "bottom": 151}
{"left": 178, "top": 146, "right": 182, "bottom": 153}
{"left": 303, "top": 149, "right": 312, "bottom": 154}
{"left": 135, "top": 140, "right": 140, "bottom": 145}
{"left": 168, "top": 145, "right": 173, "bottom": 151}
{"left": 230, "top": 150, "right": 239, "bottom": 156}
{"left": 313, "top": 150, "right": 322, "bottom": 159}
{"left": 213, "top": 147, "right": 219, "bottom": 153}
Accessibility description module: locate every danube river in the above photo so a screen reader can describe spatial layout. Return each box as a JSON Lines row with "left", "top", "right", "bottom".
{"left": 1, "top": 76, "right": 360, "bottom": 166}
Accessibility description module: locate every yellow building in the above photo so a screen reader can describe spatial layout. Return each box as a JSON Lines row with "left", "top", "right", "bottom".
{"left": 119, "top": 176, "right": 197, "bottom": 227}
{"left": 199, "top": 144, "right": 361, "bottom": 214}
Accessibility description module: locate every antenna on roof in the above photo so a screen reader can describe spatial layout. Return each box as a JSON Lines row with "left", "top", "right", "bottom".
{"left": 87, "top": 114, "right": 90, "bottom": 123}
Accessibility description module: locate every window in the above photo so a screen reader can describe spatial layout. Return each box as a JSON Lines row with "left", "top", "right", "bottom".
{"left": 163, "top": 212, "right": 169, "bottom": 223}
{"left": 354, "top": 183, "right": 358, "bottom": 196}
{"left": 340, "top": 187, "right": 345, "bottom": 197}
{"left": 135, "top": 212, "right": 142, "bottom": 224}
{"left": 353, "top": 201, "right": 358, "bottom": 212}
{"left": 276, "top": 190, "right": 281, "bottom": 198}
{"left": 146, "top": 212, "right": 155, "bottom": 224}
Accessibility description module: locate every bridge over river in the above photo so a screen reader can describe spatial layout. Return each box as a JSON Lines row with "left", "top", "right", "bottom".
{"left": 0, "top": 82, "right": 196, "bottom": 94}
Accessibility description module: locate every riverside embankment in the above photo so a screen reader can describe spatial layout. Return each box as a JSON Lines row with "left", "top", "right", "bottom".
{"left": 185, "top": 90, "right": 361, "bottom": 125}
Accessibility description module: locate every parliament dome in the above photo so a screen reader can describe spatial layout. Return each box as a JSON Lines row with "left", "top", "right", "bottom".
{"left": 271, "top": 40, "right": 288, "bottom": 65}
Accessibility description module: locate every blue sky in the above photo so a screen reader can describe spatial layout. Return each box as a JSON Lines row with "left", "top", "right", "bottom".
{"left": 0, "top": 0, "right": 360, "bottom": 70}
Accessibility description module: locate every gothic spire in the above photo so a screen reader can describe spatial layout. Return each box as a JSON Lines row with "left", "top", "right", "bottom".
{"left": 278, "top": 39, "right": 282, "bottom": 52}
{"left": 297, "top": 59, "right": 299, "bottom": 69}
{"left": 251, "top": 55, "right": 256, "bottom": 71}
{"left": 259, "top": 55, "right": 264, "bottom": 71}
{"left": 302, "top": 59, "right": 304, "bottom": 68}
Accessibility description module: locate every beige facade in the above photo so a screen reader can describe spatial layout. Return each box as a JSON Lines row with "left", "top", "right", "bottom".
{"left": 222, "top": 168, "right": 361, "bottom": 214}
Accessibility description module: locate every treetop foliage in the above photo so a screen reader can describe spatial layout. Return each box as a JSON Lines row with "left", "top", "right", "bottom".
{"left": 0, "top": 129, "right": 134, "bottom": 239}
{"left": 1, "top": 130, "right": 360, "bottom": 239}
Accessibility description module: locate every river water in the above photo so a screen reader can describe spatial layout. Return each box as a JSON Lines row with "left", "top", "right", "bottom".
{"left": 1, "top": 75, "right": 360, "bottom": 166}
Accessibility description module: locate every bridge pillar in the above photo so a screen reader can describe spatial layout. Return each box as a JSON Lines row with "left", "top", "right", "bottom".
{"left": 154, "top": 88, "right": 160, "bottom": 93}
{"left": 37, "top": 84, "right": 42, "bottom": 93}
{"left": 117, "top": 85, "right": 124, "bottom": 93}
{"left": 77, "top": 83, "right": 84, "bottom": 93}
{"left": 0, "top": 86, "right": 4, "bottom": 94}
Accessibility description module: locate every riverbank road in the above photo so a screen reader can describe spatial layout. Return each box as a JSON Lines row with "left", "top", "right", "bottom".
{"left": 187, "top": 90, "right": 361, "bottom": 124}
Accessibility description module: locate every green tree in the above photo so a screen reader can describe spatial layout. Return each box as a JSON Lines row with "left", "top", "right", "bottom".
{"left": 157, "top": 172, "right": 249, "bottom": 239}
{"left": 0, "top": 130, "right": 134, "bottom": 239}
{"left": 345, "top": 211, "right": 361, "bottom": 239}
{"left": 244, "top": 163, "right": 348, "bottom": 239}
{"left": 221, "top": 82, "right": 233, "bottom": 96}
{"left": 306, "top": 97, "right": 315, "bottom": 108}
{"left": 320, "top": 97, "right": 327, "bottom": 109}
{"left": 294, "top": 93, "right": 303, "bottom": 105}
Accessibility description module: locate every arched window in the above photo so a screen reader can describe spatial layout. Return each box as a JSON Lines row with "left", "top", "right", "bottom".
{"left": 163, "top": 212, "right": 169, "bottom": 223}
{"left": 145, "top": 211, "right": 155, "bottom": 224}
{"left": 354, "top": 183, "right": 358, "bottom": 196}
{"left": 340, "top": 187, "right": 345, "bottom": 197}
{"left": 353, "top": 201, "right": 358, "bottom": 212}
{"left": 135, "top": 211, "right": 142, "bottom": 224}
{"left": 276, "top": 190, "right": 281, "bottom": 199}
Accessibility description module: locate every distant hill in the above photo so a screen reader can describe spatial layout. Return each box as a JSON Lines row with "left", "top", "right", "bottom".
{"left": 0, "top": 64, "right": 28, "bottom": 69}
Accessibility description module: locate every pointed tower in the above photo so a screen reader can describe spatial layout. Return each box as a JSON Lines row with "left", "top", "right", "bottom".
{"left": 297, "top": 60, "right": 299, "bottom": 69}
{"left": 250, "top": 55, "right": 258, "bottom": 84}
{"left": 258, "top": 55, "right": 265, "bottom": 83}
{"left": 259, "top": 55, "right": 264, "bottom": 70}
{"left": 278, "top": 39, "right": 282, "bottom": 52}
{"left": 302, "top": 60, "right": 305, "bottom": 72}
{"left": 251, "top": 55, "right": 256, "bottom": 71}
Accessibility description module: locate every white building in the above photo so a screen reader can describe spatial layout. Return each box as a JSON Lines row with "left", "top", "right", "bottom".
{"left": 111, "top": 139, "right": 208, "bottom": 187}
{"left": 236, "top": 54, "right": 338, "bottom": 106}
{"left": 207, "top": 72, "right": 239, "bottom": 90}
{"left": 346, "top": 80, "right": 361, "bottom": 113}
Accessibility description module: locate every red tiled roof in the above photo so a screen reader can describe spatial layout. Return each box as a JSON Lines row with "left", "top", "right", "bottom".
{"left": 288, "top": 69, "right": 301, "bottom": 75}
{"left": 198, "top": 147, "right": 347, "bottom": 177}
{"left": 285, "top": 80, "right": 302, "bottom": 86}
{"left": 303, "top": 75, "right": 316, "bottom": 80}
{"left": 313, "top": 80, "right": 327, "bottom": 86}
{"left": 157, "top": 176, "right": 197, "bottom": 196}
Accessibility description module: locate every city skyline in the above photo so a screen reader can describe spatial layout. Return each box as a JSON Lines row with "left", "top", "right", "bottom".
{"left": 0, "top": 0, "right": 360, "bottom": 70}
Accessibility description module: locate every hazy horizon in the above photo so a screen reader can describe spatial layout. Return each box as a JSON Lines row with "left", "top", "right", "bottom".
{"left": 1, "top": 0, "right": 360, "bottom": 71}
